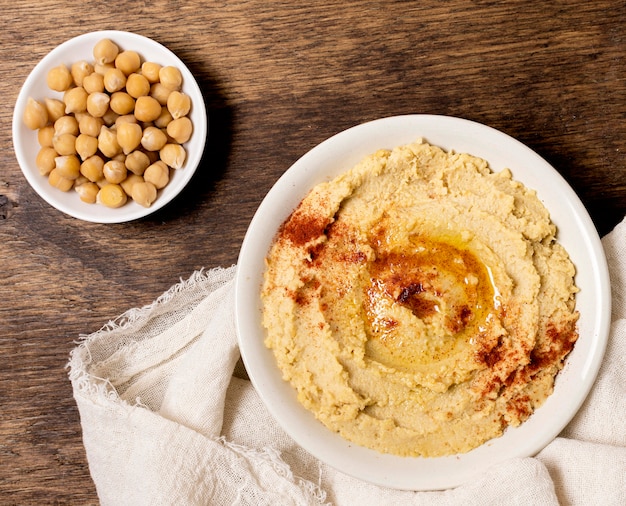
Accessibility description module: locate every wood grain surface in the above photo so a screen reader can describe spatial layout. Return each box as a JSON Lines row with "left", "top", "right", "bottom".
{"left": 1, "top": 1, "right": 624, "bottom": 503}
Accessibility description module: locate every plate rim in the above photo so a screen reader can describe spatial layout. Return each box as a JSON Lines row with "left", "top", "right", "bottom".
{"left": 234, "top": 114, "right": 611, "bottom": 491}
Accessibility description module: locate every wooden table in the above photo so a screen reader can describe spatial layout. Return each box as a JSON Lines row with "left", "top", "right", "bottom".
{"left": 1, "top": 1, "right": 624, "bottom": 503}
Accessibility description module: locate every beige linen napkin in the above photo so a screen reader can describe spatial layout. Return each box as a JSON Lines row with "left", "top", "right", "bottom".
{"left": 68, "top": 218, "right": 626, "bottom": 505}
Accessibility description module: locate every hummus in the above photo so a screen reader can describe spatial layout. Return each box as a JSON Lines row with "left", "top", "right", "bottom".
{"left": 261, "top": 140, "right": 579, "bottom": 457}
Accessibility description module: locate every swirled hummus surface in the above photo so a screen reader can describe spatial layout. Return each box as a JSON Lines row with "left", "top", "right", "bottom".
{"left": 261, "top": 140, "right": 579, "bottom": 457}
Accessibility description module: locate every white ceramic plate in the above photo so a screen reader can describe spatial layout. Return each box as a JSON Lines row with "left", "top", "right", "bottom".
{"left": 12, "top": 30, "right": 207, "bottom": 223}
{"left": 235, "top": 115, "right": 611, "bottom": 491}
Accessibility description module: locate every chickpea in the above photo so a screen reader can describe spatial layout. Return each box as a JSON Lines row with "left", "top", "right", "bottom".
{"left": 82, "top": 72, "right": 105, "bottom": 94}
{"left": 48, "top": 168, "right": 74, "bottom": 192}
{"left": 93, "top": 38, "right": 119, "bottom": 65}
{"left": 124, "top": 150, "right": 151, "bottom": 175}
{"left": 120, "top": 173, "right": 144, "bottom": 196}
{"left": 143, "top": 161, "right": 169, "bottom": 189}
{"left": 166, "top": 117, "right": 193, "bottom": 144}
{"left": 103, "top": 68, "right": 127, "bottom": 93}
{"left": 131, "top": 181, "right": 157, "bottom": 207}
{"left": 36, "top": 147, "right": 58, "bottom": 176}
{"left": 44, "top": 98, "right": 66, "bottom": 123}
{"left": 154, "top": 106, "right": 173, "bottom": 128}
{"left": 116, "top": 122, "right": 142, "bottom": 154}
{"left": 80, "top": 155, "right": 105, "bottom": 182}
{"left": 63, "top": 87, "right": 88, "bottom": 114}
{"left": 115, "top": 114, "right": 138, "bottom": 127}
{"left": 140, "top": 126, "right": 168, "bottom": 151}
{"left": 94, "top": 62, "right": 115, "bottom": 76}
{"left": 46, "top": 64, "right": 73, "bottom": 92}
{"left": 97, "top": 183, "right": 127, "bottom": 208}
{"left": 37, "top": 125, "right": 55, "bottom": 147}
{"left": 54, "top": 124, "right": 74, "bottom": 150}
{"left": 125, "top": 73, "right": 150, "bottom": 98}
{"left": 134, "top": 96, "right": 161, "bottom": 122}
{"left": 54, "top": 115, "right": 79, "bottom": 136}
{"left": 141, "top": 61, "right": 162, "bottom": 83}
{"left": 75, "top": 181, "right": 100, "bottom": 203}
{"left": 149, "top": 82, "right": 171, "bottom": 105}
{"left": 75, "top": 133, "right": 99, "bottom": 160}
{"left": 74, "top": 175, "right": 89, "bottom": 187}
{"left": 115, "top": 50, "right": 141, "bottom": 75}
{"left": 73, "top": 111, "right": 90, "bottom": 124}
{"left": 52, "top": 133, "right": 77, "bottom": 156}
{"left": 71, "top": 60, "right": 94, "bottom": 87}
{"left": 78, "top": 115, "right": 104, "bottom": 137}
{"left": 54, "top": 154, "right": 81, "bottom": 180}
{"left": 166, "top": 91, "right": 191, "bottom": 119}
{"left": 109, "top": 91, "right": 135, "bottom": 115}
{"left": 160, "top": 143, "right": 186, "bottom": 169}
{"left": 86, "top": 92, "right": 111, "bottom": 118}
{"left": 98, "top": 126, "right": 121, "bottom": 158}
{"left": 103, "top": 159, "right": 127, "bottom": 184}
{"left": 159, "top": 66, "right": 182, "bottom": 91}
{"left": 23, "top": 97, "right": 48, "bottom": 130}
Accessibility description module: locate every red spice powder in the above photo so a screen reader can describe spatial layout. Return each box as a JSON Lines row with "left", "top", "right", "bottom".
{"left": 475, "top": 337, "right": 503, "bottom": 368}
{"left": 279, "top": 199, "right": 332, "bottom": 248}
{"left": 528, "top": 318, "right": 578, "bottom": 373}
{"left": 507, "top": 394, "right": 532, "bottom": 420}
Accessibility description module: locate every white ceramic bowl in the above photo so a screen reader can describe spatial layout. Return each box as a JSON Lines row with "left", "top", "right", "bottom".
{"left": 235, "top": 115, "right": 611, "bottom": 491}
{"left": 12, "top": 30, "right": 207, "bottom": 223}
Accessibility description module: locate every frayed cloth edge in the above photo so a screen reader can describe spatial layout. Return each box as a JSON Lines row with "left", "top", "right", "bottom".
{"left": 218, "top": 437, "right": 331, "bottom": 506}
{"left": 66, "top": 266, "right": 236, "bottom": 402}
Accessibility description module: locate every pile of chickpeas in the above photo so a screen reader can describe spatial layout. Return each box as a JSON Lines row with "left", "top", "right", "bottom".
{"left": 22, "top": 38, "right": 193, "bottom": 209}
